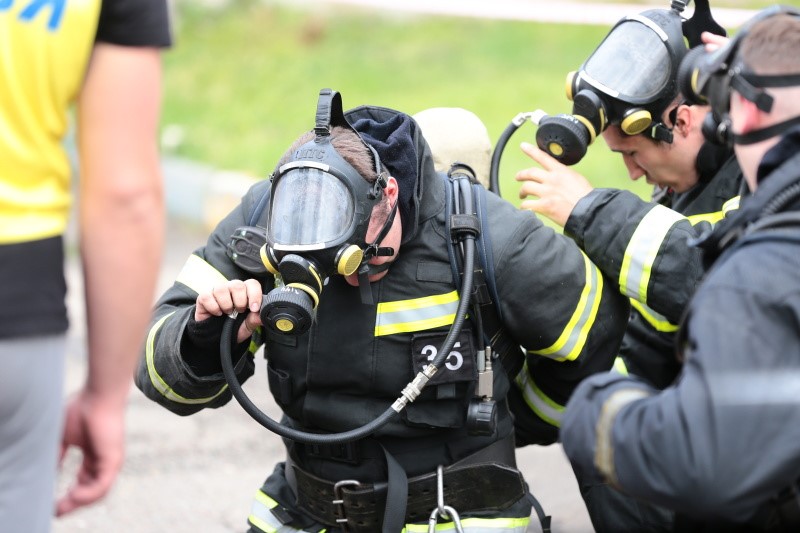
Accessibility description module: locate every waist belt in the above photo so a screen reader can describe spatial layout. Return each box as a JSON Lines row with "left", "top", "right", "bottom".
{"left": 285, "top": 438, "right": 525, "bottom": 532}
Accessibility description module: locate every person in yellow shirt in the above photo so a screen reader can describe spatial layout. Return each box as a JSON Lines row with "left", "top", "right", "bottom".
{"left": 0, "top": 2, "right": 171, "bottom": 531}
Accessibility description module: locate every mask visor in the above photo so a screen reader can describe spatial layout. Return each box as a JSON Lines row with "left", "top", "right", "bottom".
{"left": 583, "top": 19, "right": 672, "bottom": 102}
{"left": 268, "top": 163, "right": 356, "bottom": 250}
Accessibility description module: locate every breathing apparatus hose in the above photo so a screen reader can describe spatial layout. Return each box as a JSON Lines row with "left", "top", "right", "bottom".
{"left": 489, "top": 111, "right": 545, "bottom": 196}
{"left": 218, "top": 195, "right": 478, "bottom": 445}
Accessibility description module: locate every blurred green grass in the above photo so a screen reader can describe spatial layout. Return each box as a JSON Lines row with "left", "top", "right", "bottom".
{"left": 159, "top": 0, "right": 760, "bottom": 205}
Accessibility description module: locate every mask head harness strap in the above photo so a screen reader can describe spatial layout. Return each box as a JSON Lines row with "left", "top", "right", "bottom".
{"left": 646, "top": 0, "right": 726, "bottom": 144}
{"left": 314, "top": 89, "right": 396, "bottom": 304}
{"left": 692, "top": 6, "right": 800, "bottom": 146}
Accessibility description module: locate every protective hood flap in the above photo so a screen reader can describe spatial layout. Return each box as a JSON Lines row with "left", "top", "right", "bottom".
{"left": 346, "top": 105, "right": 441, "bottom": 242}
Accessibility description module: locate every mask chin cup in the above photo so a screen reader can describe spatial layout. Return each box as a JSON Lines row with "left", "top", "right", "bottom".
{"left": 335, "top": 244, "right": 364, "bottom": 276}
{"left": 621, "top": 108, "right": 653, "bottom": 136}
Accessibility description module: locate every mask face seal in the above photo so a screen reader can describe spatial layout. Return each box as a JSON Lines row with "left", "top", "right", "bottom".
{"left": 259, "top": 89, "right": 389, "bottom": 335}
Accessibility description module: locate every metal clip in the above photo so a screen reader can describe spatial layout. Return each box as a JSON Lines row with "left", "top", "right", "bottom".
{"left": 427, "top": 466, "right": 465, "bottom": 533}
{"left": 332, "top": 479, "right": 362, "bottom": 531}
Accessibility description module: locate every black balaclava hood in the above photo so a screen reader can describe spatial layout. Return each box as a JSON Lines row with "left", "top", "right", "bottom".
{"left": 351, "top": 112, "right": 419, "bottom": 240}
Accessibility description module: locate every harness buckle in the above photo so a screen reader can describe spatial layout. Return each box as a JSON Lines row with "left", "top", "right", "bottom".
{"left": 332, "top": 479, "right": 363, "bottom": 530}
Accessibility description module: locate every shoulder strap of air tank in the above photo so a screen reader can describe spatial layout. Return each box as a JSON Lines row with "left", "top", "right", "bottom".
{"left": 442, "top": 172, "right": 524, "bottom": 381}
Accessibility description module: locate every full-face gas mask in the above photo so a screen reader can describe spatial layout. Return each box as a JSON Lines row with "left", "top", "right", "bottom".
{"left": 534, "top": 0, "right": 727, "bottom": 165}
{"left": 677, "top": 5, "right": 800, "bottom": 147}
{"left": 258, "top": 89, "right": 396, "bottom": 335}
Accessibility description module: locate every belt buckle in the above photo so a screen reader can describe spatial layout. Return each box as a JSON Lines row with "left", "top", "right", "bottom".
{"left": 332, "top": 479, "right": 363, "bottom": 531}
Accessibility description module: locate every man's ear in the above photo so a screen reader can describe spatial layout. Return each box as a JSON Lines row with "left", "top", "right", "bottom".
{"left": 385, "top": 176, "right": 399, "bottom": 200}
{"left": 674, "top": 104, "right": 695, "bottom": 137}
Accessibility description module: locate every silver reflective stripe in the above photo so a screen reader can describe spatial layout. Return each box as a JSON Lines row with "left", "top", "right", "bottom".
{"left": 249, "top": 490, "right": 314, "bottom": 533}
{"left": 620, "top": 205, "right": 684, "bottom": 304}
{"left": 515, "top": 362, "right": 564, "bottom": 427}
{"left": 375, "top": 291, "right": 459, "bottom": 336}
{"left": 595, "top": 388, "right": 650, "bottom": 487}
{"left": 528, "top": 252, "right": 602, "bottom": 361}
{"left": 630, "top": 299, "right": 678, "bottom": 333}
{"left": 144, "top": 311, "right": 229, "bottom": 405}
{"left": 175, "top": 253, "right": 229, "bottom": 295}
{"left": 403, "top": 516, "right": 530, "bottom": 532}
{"left": 722, "top": 195, "right": 740, "bottom": 215}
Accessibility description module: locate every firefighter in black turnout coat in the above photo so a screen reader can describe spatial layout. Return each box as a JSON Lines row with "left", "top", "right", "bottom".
{"left": 135, "top": 90, "right": 628, "bottom": 532}
{"left": 560, "top": 9, "right": 800, "bottom": 531}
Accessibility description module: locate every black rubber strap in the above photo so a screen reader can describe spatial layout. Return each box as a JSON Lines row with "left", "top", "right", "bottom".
{"left": 380, "top": 445, "right": 408, "bottom": 533}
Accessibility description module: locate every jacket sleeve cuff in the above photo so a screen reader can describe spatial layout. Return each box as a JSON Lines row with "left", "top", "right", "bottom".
{"left": 181, "top": 312, "right": 251, "bottom": 377}
{"left": 565, "top": 188, "right": 607, "bottom": 249}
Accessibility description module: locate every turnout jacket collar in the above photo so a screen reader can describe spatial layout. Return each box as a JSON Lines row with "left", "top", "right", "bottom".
{"left": 346, "top": 106, "right": 443, "bottom": 245}
{"left": 696, "top": 128, "right": 800, "bottom": 267}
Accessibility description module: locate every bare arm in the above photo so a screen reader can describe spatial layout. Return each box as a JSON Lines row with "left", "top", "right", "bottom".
{"left": 515, "top": 141, "right": 594, "bottom": 227}
{"left": 57, "top": 42, "right": 165, "bottom": 516}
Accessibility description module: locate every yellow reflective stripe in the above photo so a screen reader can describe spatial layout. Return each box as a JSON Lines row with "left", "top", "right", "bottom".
{"left": 175, "top": 254, "right": 229, "bottom": 295}
{"left": 404, "top": 516, "right": 530, "bottom": 532}
{"left": 249, "top": 490, "right": 279, "bottom": 533}
{"left": 595, "top": 388, "right": 650, "bottom": 488}
{"left": 248, "top": 490, "right": 321, "bottom": 533}
{"left": 145, "top": 312, "right": 229, "bottom": 405}
{"left": 375, "top": 291, "right": 459, "bottom": 336}
{"left": 686, "top": 210, "right": 725, "bottom": 225}
{"left": 620, "top": 205, "right": 684, "bottom": 304}
{"left": 613, "top": 356, "right": 629, "bottom": 376}
{"left": 630, "top": 299, "right": 679, "bottom": 333}
{"left": 528, "top": 253, "right": 602, "bottom": 361}
{"left": 515, "top": 362, "right": 564, "bottom": 427}
{"left": 685, "top": 195, "right": 742, "bottom": 226}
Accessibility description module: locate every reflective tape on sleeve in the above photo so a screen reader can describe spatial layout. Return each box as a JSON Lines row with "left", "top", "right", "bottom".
{"left": 175, "top": 254, "right": 229, "bottom": 296}
{"left": 144, "top": 312, "right": 229, "bottom": 405}
{"left": 594, "top": 387, "right": 651, "bottom": 487}
{"left": 620, "top": 205, "right": 685, "bottom": 303}
{"left": 722, "top": 195, "right": 740, "bottom": 215}
{"left": 375, "top": 291, "right": 459, "bottom": 336}
{"left": 514, "top": 362, "right": 565, "bottom": 427}
{"left": 630, "top": 299, "right": 679, "bottom": 333}
{"left": 612, "top": 357, "right": 629, "bottom": 376}
{"left": 528, "top": 252, "right": 603, "bottom": 362}
{"left": 686, "top": 195, "right": 741, "bottom": 226}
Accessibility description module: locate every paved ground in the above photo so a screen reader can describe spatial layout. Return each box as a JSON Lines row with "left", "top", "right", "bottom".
{"left": 52, "top": 219, "right": 594, "bottom": 533}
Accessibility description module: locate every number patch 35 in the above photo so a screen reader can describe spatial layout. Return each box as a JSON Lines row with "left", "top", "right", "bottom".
{"left": 411, "top": 329, "right": 477, "bottom": 385}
